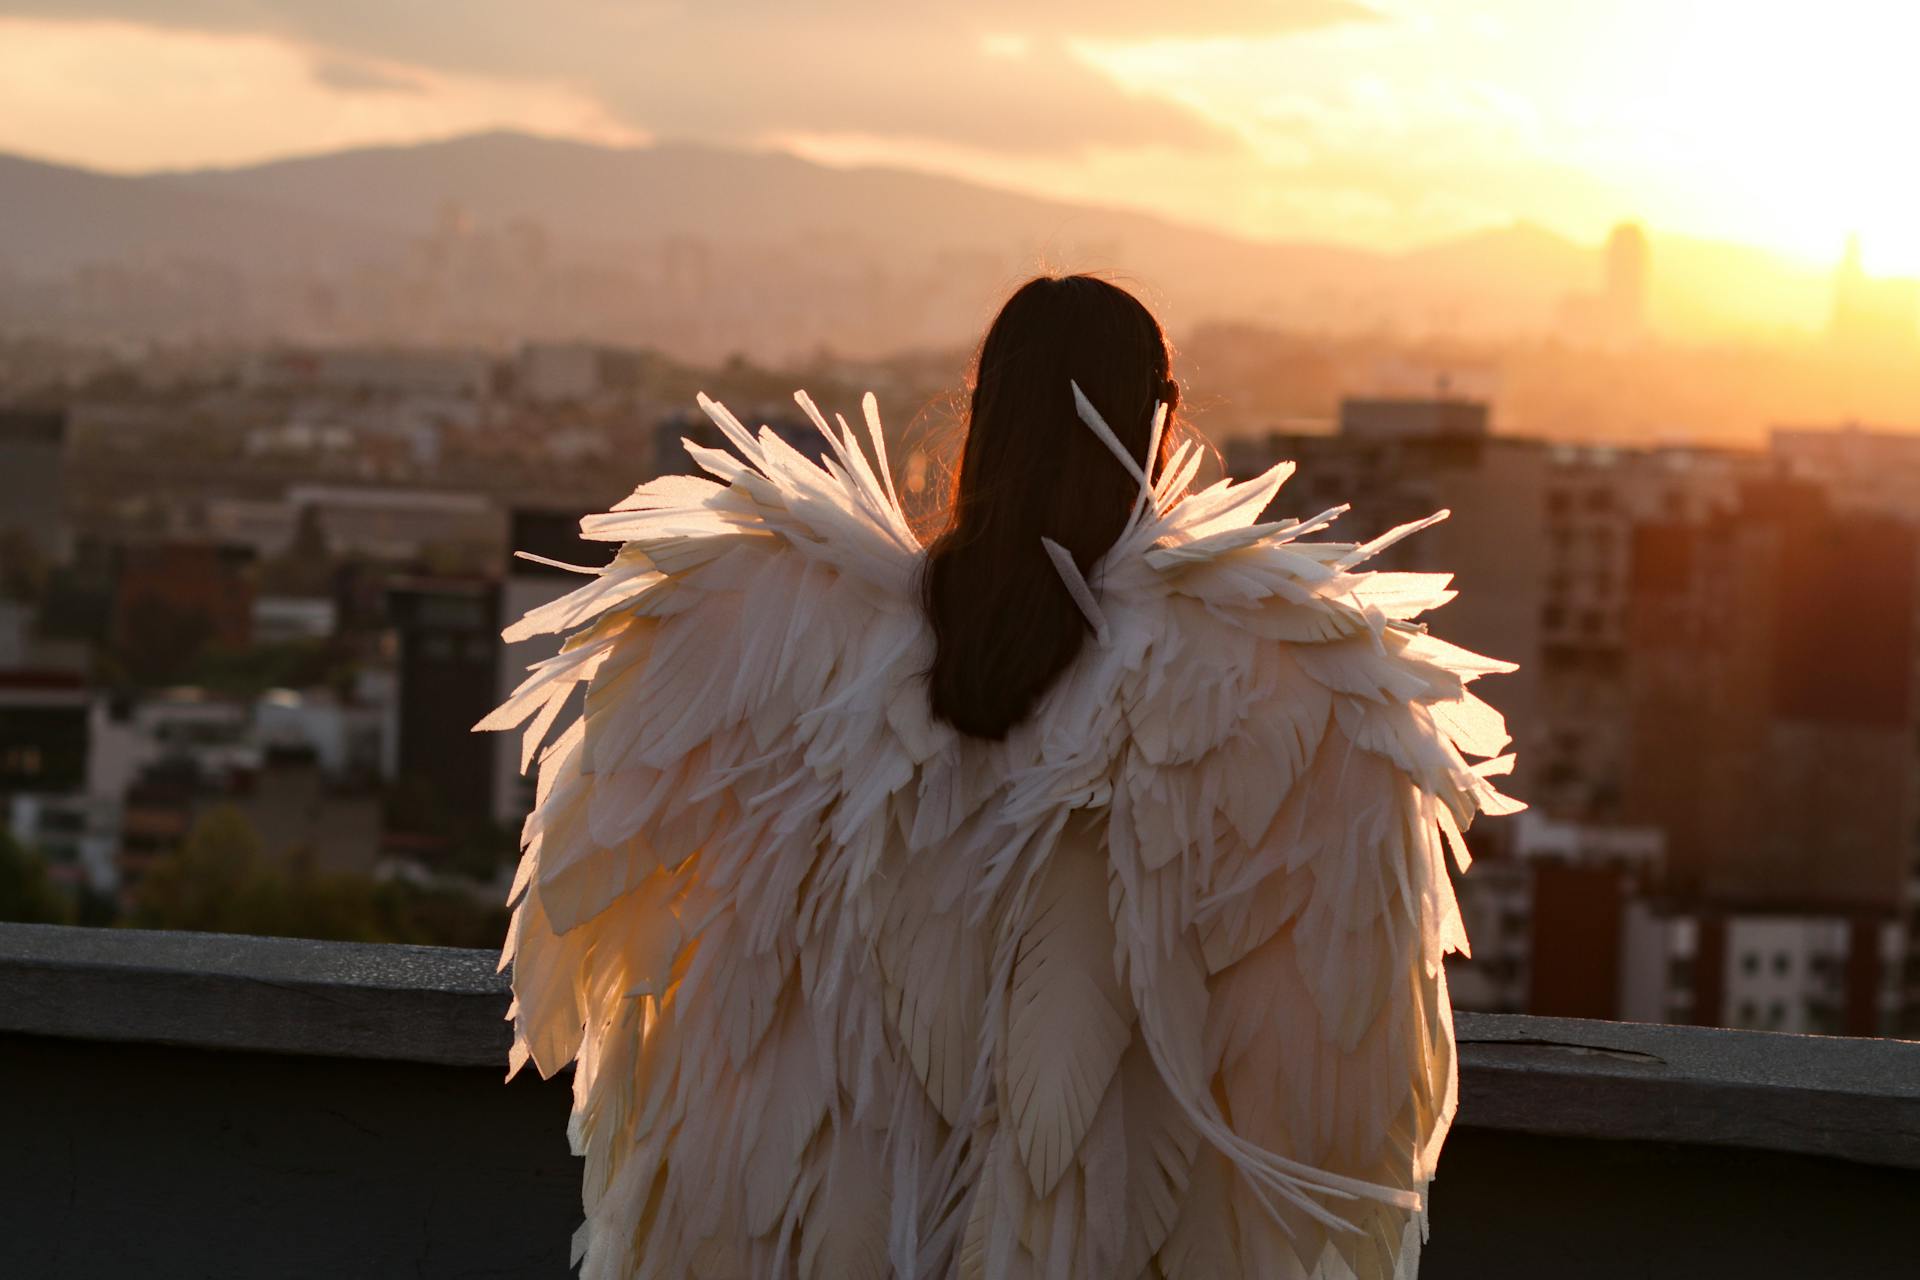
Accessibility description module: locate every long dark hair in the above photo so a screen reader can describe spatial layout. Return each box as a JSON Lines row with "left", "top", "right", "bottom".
{"left": 920, "top": 275, "right": 1180, "bottom": 740}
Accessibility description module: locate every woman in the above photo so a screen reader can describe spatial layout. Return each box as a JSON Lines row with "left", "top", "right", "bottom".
{"left": 481, "top": 275, "right": 1521, "bottom": 1279}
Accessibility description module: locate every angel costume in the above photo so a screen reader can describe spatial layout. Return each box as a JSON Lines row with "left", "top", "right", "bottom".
{"left": 479, "top": 384, "right": 1522, "bottom": 1280}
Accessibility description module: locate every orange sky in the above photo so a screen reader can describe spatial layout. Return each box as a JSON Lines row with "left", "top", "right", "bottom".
{"left": 2, "top": 2, "right": 1917, "bottom": 275}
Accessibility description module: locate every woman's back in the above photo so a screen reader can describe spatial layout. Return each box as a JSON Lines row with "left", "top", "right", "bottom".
{"left": 480, "top": 276, "right": 1523, "bottom": 1279}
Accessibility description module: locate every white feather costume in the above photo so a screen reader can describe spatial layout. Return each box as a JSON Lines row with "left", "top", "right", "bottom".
{"left": 479, "top": 384, "right": 1523, "bottom": 1280}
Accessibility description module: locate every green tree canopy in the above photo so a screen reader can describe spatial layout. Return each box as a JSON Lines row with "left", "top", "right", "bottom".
{"left": 0, "top": 827, "right": 74, "bottom": 924}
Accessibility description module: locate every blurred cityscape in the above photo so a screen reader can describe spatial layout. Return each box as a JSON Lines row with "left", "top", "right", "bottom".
{"left": 2, "top": 133, "right": 1917, "bottom": 1042}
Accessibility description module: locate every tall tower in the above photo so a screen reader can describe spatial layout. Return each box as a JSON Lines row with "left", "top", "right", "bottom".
{"left": 1828, "top": 233, "right": 1918, "bottom": 352}
{"left": 1603, "top": 222, "right": 1649, "bottom": 336}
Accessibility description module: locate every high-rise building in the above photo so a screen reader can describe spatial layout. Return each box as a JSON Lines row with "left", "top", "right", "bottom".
{"left": 1829, "top": 235, "right": 1919, "bottom": 353}
{"left": 388, "top": 579, "right": 500, "bottom": 845}
{"left": 1625, "top": 478, "right": 1919, "bottom": 911}
{"left": 1533, "top": 443, "right": 1763, "bottom": 819}
{"left": 1233, "top": 397, "right": 1920, "bottom": 1033}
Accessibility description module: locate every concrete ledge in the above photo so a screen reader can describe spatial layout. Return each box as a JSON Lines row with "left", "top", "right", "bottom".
{"left": 1457, "top": 1013, "right": 1920, "bottom": 1171}
{"left": 0, "top": 922, "right": 511, "bottom": 1068}
{"left": 5, "top": 923, "right": 1918, "bottom": 1171}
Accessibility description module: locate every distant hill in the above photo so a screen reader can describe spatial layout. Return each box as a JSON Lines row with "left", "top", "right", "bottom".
{"left": 0, "top": 149, "right": 387, "bottom": 273}
{"left": 0, "top": 130, "right": 1845, "bottom": 356}
{"left": 158, "top": 130, "right": 1416, "bottom": 339}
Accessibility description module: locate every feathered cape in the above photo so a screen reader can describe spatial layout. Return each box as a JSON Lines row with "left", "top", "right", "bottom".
{"left": 478, "top": 386, "right": 1523, "bottom": 1280}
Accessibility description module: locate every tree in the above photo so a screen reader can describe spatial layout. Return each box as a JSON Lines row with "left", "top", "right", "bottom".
{"left": 125, "top": 805, "right": 503, "bottom": 946}
{"left": 125, "top": 805, "right": 276, "bottom": 934}
{"left": 0, "top": 828, "right": 74, "bottom": 924}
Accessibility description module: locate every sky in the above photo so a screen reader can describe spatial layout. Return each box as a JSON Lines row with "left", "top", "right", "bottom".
{"left": 3, "top": 1, "right": 1919, "bottom": 274}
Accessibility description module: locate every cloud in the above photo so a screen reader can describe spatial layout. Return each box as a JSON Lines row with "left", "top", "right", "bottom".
{"left": 308, "top": 53, "right": 425, "bottom": 96}
{"left": 0, "top": 1, "right": 1368, "bottom": 154}
{"left": 932, "top": 0, "right": 1381, "bottom": 40}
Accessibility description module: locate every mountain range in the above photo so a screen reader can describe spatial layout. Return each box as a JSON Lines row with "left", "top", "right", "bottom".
{"left": 0, "top": 130, "right": 1844, "bottom": 360}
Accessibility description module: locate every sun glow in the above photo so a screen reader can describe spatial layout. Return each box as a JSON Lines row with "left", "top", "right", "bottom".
{"left": 1586, "top": 2, "right": 1920, "bottom": 275}
{"left": 1080, "top": 1, "right": 1920, "bottom": 279}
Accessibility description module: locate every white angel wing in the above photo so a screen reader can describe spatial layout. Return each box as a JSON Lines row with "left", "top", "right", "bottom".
{"left": 1076, "top": 406, "right": 1519, "bottom": 1278}
{"left": 481, "top": 390, "right": 954, "bottom": 1280}
{"left": 480, "top": 384, "right": 1522, "bottom": 1280}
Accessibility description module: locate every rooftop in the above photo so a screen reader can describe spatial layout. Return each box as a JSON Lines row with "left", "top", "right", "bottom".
{"left": 4, "top": 922, "right": 1917, "bottom": 1278}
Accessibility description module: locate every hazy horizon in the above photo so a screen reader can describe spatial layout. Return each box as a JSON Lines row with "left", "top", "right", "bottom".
{"left": 4, "top": 2, "right": 1918, "bottom": 276}
{"left": 0, "top": 122, "right": 1883, "bottom": 288}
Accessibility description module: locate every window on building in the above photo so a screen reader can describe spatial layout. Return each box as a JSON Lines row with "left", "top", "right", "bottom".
{"left": 1737, "top": 999, "right": 1758, "bottom": 1024}
{"left": 43, "top": 809, "right": 86, "bottom": 835}
{"left": 1741, "top": 953, "right": 1759, "bottom": 976}
{"left": 1773, "top": 953, "right": 1791, "bottom": 976}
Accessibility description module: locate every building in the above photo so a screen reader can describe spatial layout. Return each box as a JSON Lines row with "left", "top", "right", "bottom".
{"left": 284, "top": 486, "right": 504, "bottom": 566}
{"left": 1533, "top": 442, "right": 1762, "bottom": 819}
{"left": 1829, "top": 235, "right": 1918, "bottom": 354}
{"left": 1625, "top": 478, "right": 1918, "bottom": 911}
{"left": 1620, "top": 902, "right": 1904, "bottom": 1036}
{"left": 7, "top": 790, "right": 118, "bottom": 892}
{"left": 1771, "top": 423, "right": 1920, "bottom": 524}
{"left": 0, "top": 670, "right": 89, "bottom": 797}
{"left": 251, "top": 596, "right": 339, "bottom": 645}
{"left": 0, "top": 407, "right": 69, "bottom": 568}
{"left": 112, "top": 543, "right": 256, "bottom": 669}
{"left": 1555, "top": 221, "right": 1651, "bottom": 344}
{"left": 1231, "top": 395, "right": 1920, "bottom": 1033}
{"left": 514, "top": 343, "right": 651, "bottom": 404}
{"left": 201, "top": 497, "right": 301, "bottom": 560}
{"left": 245, "top": 347, "right": 497, "bottom": 398}
{"left": 1336, "top": 396, "right": 1489, "bottom": 442}
{"left": 1, "top": 670, "right": 96, "bottom": 887}
{"left": 254, "top": 688, "right": 383, "bottom": 779}
{"left": 1446, "top": 810, "right": 1664, "bottom": 1017}
{"left": 1231, "top": 396, "right": 1549, "bottom": 804}
{"left": 388, "top": 579, "right": 500, "bottom": 844}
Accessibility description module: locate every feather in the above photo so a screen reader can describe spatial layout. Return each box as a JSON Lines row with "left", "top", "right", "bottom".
{"left": 1003, "top": 830, "right": 1133, "bottom": 1198}
{"left": 1040, "top": 535, "right": 1112, "bottom": 645}
{"left": 1070, "top": 379, "right": 1150, "bottom": 488}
